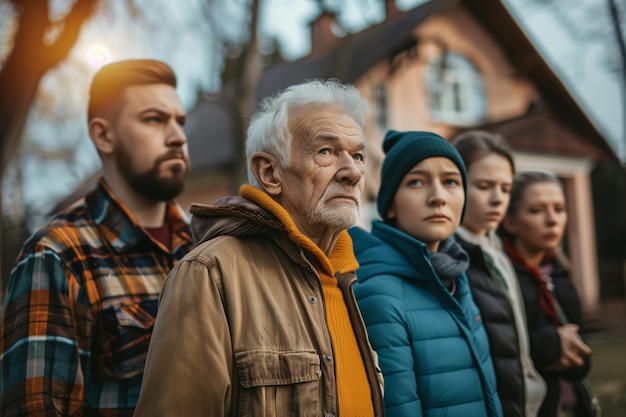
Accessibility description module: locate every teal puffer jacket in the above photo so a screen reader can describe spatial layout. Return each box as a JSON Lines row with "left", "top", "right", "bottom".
{"left": 350, "top": 222, "right": 503, "bottom": 417}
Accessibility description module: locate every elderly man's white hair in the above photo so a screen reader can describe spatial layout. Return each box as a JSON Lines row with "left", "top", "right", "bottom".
{"left": 245, "top": 79, "right": 367, "bottom": 187}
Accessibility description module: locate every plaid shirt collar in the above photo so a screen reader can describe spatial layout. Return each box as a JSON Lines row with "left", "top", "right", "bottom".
{"left": 87, "top": 178, "right": 191, "bottom": 255}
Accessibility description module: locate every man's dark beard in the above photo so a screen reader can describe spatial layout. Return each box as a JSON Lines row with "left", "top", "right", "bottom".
{"left": 117, "top": 148, "right": 189, "bottom": 202}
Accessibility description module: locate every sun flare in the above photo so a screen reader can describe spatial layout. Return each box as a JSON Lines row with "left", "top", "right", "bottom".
{"left": 86, "top": 44, "right": 112, "bottom": 67}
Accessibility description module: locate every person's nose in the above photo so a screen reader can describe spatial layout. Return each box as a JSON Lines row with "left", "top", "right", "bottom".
{"left": 490, "top": 187, "right": 505, "bottom": 206}
{"left": 166, "top": 119, "right": 187, "bottom": 148}
{"left": 428, "top": 182, "right": 446, "bottom": 206}
{"left": 546, "top": 208, "right": 558, "bottom": 225}
{"left": 336, "top": 153, "right": 363, "bottom": 185}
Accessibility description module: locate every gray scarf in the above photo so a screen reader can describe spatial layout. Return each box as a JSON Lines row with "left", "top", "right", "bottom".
{"left": 430, "top": 237, "right": 469, "bottom": 289}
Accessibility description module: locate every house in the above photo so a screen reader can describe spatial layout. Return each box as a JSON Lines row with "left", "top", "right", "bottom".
{"left": 172, "top": 0, "right": 622, "bottom": 312}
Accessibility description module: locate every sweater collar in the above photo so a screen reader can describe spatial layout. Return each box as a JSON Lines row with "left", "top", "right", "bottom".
{"left": 240, "top": 184, "right": 359, "bottom": 276}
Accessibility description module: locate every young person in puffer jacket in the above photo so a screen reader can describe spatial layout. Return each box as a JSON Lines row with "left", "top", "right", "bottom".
{"left": 452, "top": 131, "right": 546, "bottom": 417}
{"left": 350, "top": 130, "right": 503, "bottom": 417}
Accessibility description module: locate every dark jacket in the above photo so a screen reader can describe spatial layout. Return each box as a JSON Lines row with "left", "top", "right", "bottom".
{"left": 457, "top": 236, "right": 526, "bottom": 417}
{"left": 512, "top": 257, "right": 591, "bottom": 417}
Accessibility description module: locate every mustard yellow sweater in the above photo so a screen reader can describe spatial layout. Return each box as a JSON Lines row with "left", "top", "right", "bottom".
{"left": 242, "top": 185, "right": 374, "bottom": 417}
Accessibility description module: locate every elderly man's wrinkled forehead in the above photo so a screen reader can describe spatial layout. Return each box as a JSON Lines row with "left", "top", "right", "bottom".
{"left": 287, "top": 104, "right": 364, "bottom": 144}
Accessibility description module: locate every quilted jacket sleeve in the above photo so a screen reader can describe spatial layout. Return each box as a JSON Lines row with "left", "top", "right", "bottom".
{"left": 354, "top": 276, "right": 423, "bottom": 417}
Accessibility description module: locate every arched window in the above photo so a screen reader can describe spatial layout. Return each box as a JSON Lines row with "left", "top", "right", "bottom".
{"left": 426, "top": 53, "right": 486, "bottom": 126}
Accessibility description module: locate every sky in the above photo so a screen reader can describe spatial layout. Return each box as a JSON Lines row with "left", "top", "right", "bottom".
{"left": 505, "top": 0, "right": 625, "bottom": 161}
{"left": 1, "top": 0, "right": 222, "bottom": 224}
{"left": 1, "top": 0, "right": 625, "bottom": 222}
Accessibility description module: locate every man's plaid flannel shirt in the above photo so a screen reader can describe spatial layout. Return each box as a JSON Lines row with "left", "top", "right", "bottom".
{"left": 0, "top": 178, "right": 192, "bottom": 416}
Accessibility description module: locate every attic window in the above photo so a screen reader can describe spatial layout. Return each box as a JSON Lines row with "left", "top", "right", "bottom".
{"left": 426, "top": 53, "right": 486, "bottom": 126}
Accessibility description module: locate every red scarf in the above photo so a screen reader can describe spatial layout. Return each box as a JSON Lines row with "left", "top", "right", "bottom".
{"left": 503, "top": 237, "right": 560, "bottom": 326}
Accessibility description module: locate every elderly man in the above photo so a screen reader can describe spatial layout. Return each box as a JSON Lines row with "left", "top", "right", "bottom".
{"left": 133, "top": 79, "right": 385, "bottom": 417}
{"left": 0, "top": 60, "right": 192, "bottom": 416}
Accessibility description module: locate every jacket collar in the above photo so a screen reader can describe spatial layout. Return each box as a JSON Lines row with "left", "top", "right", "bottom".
{"left": 349, "top": 221, "right": 435, "bottom": 285}
{"left": 189, "top": 185, "right": 359, "bottom": 276}
{"left": 371, "top": 220, "right": 434, "bottom": 276}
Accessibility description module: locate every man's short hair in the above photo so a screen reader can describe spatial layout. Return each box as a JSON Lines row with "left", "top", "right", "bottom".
{"left": 88, "top": 59, "right": 177, "bottom": 121}
{"left": 245, "top": 79, "right": 367, "bottom": 187}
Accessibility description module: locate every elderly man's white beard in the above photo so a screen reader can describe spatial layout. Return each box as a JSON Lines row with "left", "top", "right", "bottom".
{"left": 305, "top": 184, "right": 362, "bottom": 230}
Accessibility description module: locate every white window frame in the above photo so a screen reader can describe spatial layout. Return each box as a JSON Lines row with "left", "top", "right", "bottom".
{"left": 426, "top": 53, "right": 486, "bottom": 126}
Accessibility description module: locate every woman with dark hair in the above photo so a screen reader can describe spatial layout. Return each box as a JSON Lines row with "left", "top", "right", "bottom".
{"left": 500, "top": 170, "right": 592, "bottom": 417}
{"left": 452, "top": 131, "right": 546, "bottom": 417}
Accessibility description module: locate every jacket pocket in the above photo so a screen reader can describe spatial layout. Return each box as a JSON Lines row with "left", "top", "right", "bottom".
{"left": 95, "top": 299, "right": 157, "bottom": 379}
{"left": 235, "top": 349, "right": 322, "bottom": 417}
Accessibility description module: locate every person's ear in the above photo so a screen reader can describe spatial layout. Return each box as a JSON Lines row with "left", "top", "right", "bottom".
{"left": 251, "top": 152, "right": 282, "bottom": 196}
{"left": 386, "top": 203, "right": 396, "bottom": 221}
{"left": 89, "top": 117, "right": 115, "bottom": 155}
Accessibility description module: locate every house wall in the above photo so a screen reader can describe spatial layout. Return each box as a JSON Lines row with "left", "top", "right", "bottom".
{"left": 355, "top": 5, "right": 542, "bottom": 204}
{"left": 387, "top": 7, "right": 539, "bottom": 132}
{"left": 355, "top": 6, "right": 600, "bottom": 312}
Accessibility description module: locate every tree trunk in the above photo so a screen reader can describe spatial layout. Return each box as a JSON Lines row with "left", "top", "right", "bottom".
{"left": 0, "top": 0, "right": 98, "bottom": 294}
{"left": 220, "top": 0, "right": 262, "bottom": 188}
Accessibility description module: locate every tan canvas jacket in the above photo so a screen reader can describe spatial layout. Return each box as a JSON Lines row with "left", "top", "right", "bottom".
{"left": 133, "top": 195, "right": 385, "bottom": 417}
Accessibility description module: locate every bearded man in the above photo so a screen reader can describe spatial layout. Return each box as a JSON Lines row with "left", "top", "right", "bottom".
{"left": 133, "top": 79, "right": 385, "bottom": 417}
{"left": 0, "top": 59, "right": 193, "bottom": 417}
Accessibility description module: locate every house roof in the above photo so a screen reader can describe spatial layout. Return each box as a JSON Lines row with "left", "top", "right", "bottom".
{"left": 462, "top": 0, "right": 617, "bottom": 160}
{"left": 468, "top": 104, "right": 611, "bottom": 160}
{"left": 184, "top": 93, "right": 237, "bottom": 171}
{"left": 255, "top": 0, "right": 457, "bottom": 99}
{"left": 184, "top": 0, "right": 617, "bottom": 174}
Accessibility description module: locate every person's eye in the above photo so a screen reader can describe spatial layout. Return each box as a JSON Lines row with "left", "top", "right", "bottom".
{"left": 475, "top": 182, "right": 489, "bottom": 190}
{"left": 444, "top": 179, "right": 460, "bottom": 186}
{"left": 319, "top": 148, "right": 331, "bottom": 155}
{"left": 502, "top": 186, "right": 512, "bottom": 194}
{"left": 554, "top": 205, "right": 566, "bottom": 213}
{"left": 408, "top": 179, "right": 423, "bottom": 186}
{"left": 146, "top": 116, "right": 162, "bottom": 124}
{"left": 528, "top": 207, "right": 542, "bottom": 214}
{"left": 353, "top": 152, "right": 364, "bottom": 162}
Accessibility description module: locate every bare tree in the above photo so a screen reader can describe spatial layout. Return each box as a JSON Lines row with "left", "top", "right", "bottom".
{"left": 607, "top": 0, "right": 626, "bottom": 158}
{"left": 0, "top": 0, "right": 99, "bottom": 296}
{"left": 0, "top": 0, "right": 99, "bottom": 177}
{"left": 207, "top": 0, "right": 263, "bottom": 186}
{"left": 510, "top": 0, "right": 626, "bottom": 157}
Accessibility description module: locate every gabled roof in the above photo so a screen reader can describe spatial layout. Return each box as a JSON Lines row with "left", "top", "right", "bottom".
{"left": 470, "top": 104, "right": 610, "bottom": 160}
{"left": 184, "top": 0, "right": 617, "bottom": 173}
{"left": 184, "top": 93, "right": 237, "bottom": 171}
{"left": 256, "top": 0, "right": 457, "bottom": 98}
{"left": 462, "top": 0, "right": 616, "bottom": 160}
{"left": 254, "top": 0, "right": 617, "bottom": 161}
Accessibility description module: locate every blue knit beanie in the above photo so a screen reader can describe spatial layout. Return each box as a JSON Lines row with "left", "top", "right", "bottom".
{"left": 377, "top": 130, "right": 467, "bottom": 221}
